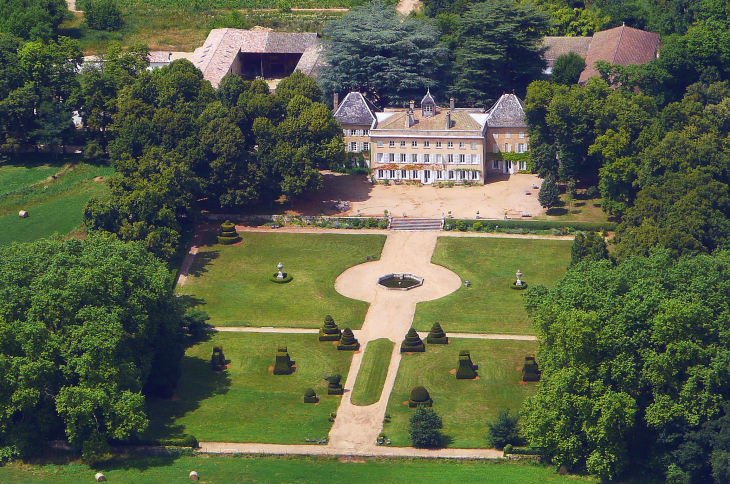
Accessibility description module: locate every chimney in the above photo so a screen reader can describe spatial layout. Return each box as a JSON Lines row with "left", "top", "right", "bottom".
{"left": 333, "top": 93, "right": 339, "bottom": 112}
{"left": 406, "top": 109, "right": 416, "bottom": 128}
{"left": 450, "top": 97, "right": 455, "bottom": 111}
{"left": 410, "top": 100, "right": 415, "bottom": 111}
{"left": 445, "top": 111, "right": 451, "bottom": 130}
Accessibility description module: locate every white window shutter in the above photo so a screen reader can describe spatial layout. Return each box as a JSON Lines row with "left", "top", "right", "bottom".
{"left": 465, "top": 154, "right": 471, "bottom": 164}
{"left": 474, "top": 154, "right": 480, "bottom": 164}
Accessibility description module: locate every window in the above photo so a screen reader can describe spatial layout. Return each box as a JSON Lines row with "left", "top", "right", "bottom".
{"left": 400, "top": 153, "right": 407, "bottom": 163}
{"left": 389, "top": 170, "right": 395, "bottom": 178}
{"left": 424, "top": 141, "right": 430, "bottom": 148}
{"left": 424, "top": 154, "right": 430, "bottom": 163}
{"left": 471, "top": 171, "right": 479, "bottom": 180}
{"left": 506, "top": 131, "right": 511, "bottom": 138}
{"left": 436, "top": 141, "right": 442, "bottom": 148}
{"left": 436, "top": 171, "right": 442, "bottom": 179}
{"left": 465, "top": 154, "right": 471, "bottom": 164}
{"left": 398, "top": 141, "right": 405, "bottom": 148}
{"left": 448, "top": 171, "right": 454, "bottom": 180}
{"left": 447, "top": 154, "right": 454, "bottom": 164}
{"left": 493, "top": 159, "right": 500, "bottom": 169}
{"left": 363, "top": 142, "right": 370, "bottom": 151}
{"left": 492, "top": 132, "right": 498, "bottom": 138}
{"left": 460, "top": 171, "right": 466, "bottom": 180}
{"left": 493, "top": 144, "right": 499, "bottom": 153}
{"left": 473, "top": 154, "right": 481, "bottom": 165}
{"left": 503, "top": 143, "right": 509, "bottom": 152}
{"left": 364, "top": 130, "right": 370, "bottom": 136}
{"left": 401, "top": 170, "right": 407, "bottom": 178}
{"left": 350, "top": 142, "right": 358, "bottom": 151}
{"left": 349, "top": 129, "right": 357, "bottom": 136}
{"left": 518, "top": 161, "right": 527, "bottom": 171}
{"left": 378, "top": 170, "right": 384, "bottom": 178}
{"left": 389, "top": 140, "right": 395, "bottom": 148}
{"left": 412, "top": 170, "right": 418, "bottom": 178}
{"left": 447, "top": 142, "right": 454, "bottom": 149}
{"left": 436, "top": 154, "right": 442, "bottom": 164}
{"left": 412, "top": 141, "right": 418, "bottom": 148}
{"left": 376, "top": 153, "right": 383, "bottom": 163}
{"left": 459, "top": 154, "right": 465, "bottom": 164}
{"left": 389, "top": 153, "right": 395, "bottom": 162}
{"left": 459, "top": 142, "right": 465, "bottom": 149}
{"left": 471, "top": 142, "right": 477, "bottom": 150}
{"left": 377, "top": 141, "right": 383, "bottom": 148}
{"left": 516, "top": 143, "right": 524, "bottom": 153}
{"left": 518, "top": 131, "right": 524, "bottom": 139}
{"left": 424, "top": 104, "right": 433, "bottom": 114}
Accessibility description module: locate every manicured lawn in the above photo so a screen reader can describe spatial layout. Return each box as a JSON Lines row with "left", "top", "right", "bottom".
{"left": 384, "top": 339, "right": 539, "bottom": 448}
{"left": 180, "top": 232, "right": 386, "bottom": 329}
{"left": 144, "top": 332, "right": 352, "bottom": 443}
{"left": 0, "top": 455, "right": 601, "bottom": 483}
{"left": 0, "top": 156, "right": 114, "bottom": 246}
{"left": 538, "top": 194, "right": 613, "bottom": 223}
{"left": 413, "top": 237, "right": 571, "bottom": 334}
{"left": 351, "top": 338, "right": 394, "bottom": 406}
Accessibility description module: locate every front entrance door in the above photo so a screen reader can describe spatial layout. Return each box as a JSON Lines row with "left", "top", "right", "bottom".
{"left": 505, "top": 161, "right": 514, "bottom": 175}
{"left": 423, "top": 170, "right": 431, "bottom": 183}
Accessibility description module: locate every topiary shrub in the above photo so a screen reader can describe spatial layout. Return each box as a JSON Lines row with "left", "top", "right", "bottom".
{"left": 318, "top": 315, "right": 341, "bottom": 341}
{"left": 426, "top": 322, "right": 448, "bottom": 344}
{"left": 303, "top": 388, "right": 319, "bottom": 403}
{"left": 269, "top": 273, "right": 294, "bottom": 283}
{"left": 509, "top": 281, "right": 528, "bottom": 290}
{"left": 273, "top": 346, "right": 294, "bottom": 375}
{"left": 486, "top": 409, "right": 523, "bottom": 450}
{"left": 408, "top": 386, "right": 433, "bottom": 408}
{"left": 522, "top": 356, "right": 541, "bottom": 382}
{"left": 456, "top": 350, "right": 476, "bottom": 379}
{"left": 337, "top": 328, "right": 360, "bottom": 351}
{"left": 325, "top": 374, "right": 344, "bottom": 395}
{"left": 211, "top": 346, "right": 225, "bottom": 371}
{"left": 409, "top": 406, "right": 442, "bottom": 448}
{"left": 401, "top": 328, "right": 425, "bottom": 353}
{"left": 217, "top": 220, "right": 240, "bottom": 245}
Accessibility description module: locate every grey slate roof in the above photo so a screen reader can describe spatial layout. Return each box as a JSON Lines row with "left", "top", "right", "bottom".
{"left": 333, "top": 92, "right": 379, "bottom": 126}
{"left": 421, "top": 89, "right": 436, "bottom": 106}
{"left": 486, "top": 94, "right": 528, "bottom": 128}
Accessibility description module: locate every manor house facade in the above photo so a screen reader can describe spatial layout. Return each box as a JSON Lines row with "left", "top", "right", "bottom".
{"left": 333, "top": 91, "right": 529, "bottom": 185}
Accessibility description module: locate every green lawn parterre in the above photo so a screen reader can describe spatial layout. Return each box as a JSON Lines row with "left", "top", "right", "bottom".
{"left": 350, "top": 338, "right": 394, "bottom": 406}
{"left": 144, "top": 332, "right": 352, "bottom": 444}
{"left": 179, "top": 232, "right": 386, "bottom": 329}
{"left": 413, "top": 237, "right": 572, "bottom": 335}
{"left": 0, "top": 455, "right": 602, "bottom": 484}
{"left": 384, "top": 338, "right": 539, "bottom": 448}
{"left": 0, "top": 156, "right": 114, "bottom": 246}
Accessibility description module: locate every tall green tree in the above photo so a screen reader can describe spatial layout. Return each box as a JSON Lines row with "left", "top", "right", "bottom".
{"left": 81, "top": 0, "right": 124, "bottom": 31}
{"left": 538, "top": 173, "right": 560, "bottom": 209}
{"left": 551, "top": 52, "right": 586, "bottom": 85}
{"left": 0, "top": 0, "right": 69, "bottom": 41}
{"left": 522, "top": 249, "right": 730, "bottom": 481}
{"left": 409, "top": 406, "right": 443, "bottom": 448}
{"left": 450, "top": 0, "right": 550, "bottom": 106}
{"left": 319, "top": 0, "right": 448, "bottom": 107}
{"left": 0, "top": 234, "right": 185, "bottom": 461}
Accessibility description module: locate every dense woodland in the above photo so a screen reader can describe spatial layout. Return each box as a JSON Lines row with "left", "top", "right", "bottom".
{"left": 3, "top": 0, "right": 730, "bottom": 482}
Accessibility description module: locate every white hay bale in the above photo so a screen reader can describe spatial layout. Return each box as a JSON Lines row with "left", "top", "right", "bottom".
{"left": 189, "top": 470, "right": 199, "bottom": 481}
{"left": 95, "top": 472, "right": 106, "bottom": 482}
{"left": 18, "top": 210, "right": 28, "bottom": 218}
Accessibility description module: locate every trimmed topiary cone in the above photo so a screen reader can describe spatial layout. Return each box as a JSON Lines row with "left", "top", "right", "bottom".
{"left": 401, "top": 328, "right": 425, "bottom": 353}
{"left": 426, "top": 322, "right": 448, "bottom": 344}
{"left": 337, "top": 328, "right": 360, "bottom": 351}
{"left": 217, "top": 220, "right": 240, "bottom": 245}
{"left": 273, "top": 346, "right": 294, "bottom": 375}
{"left": 318, "top": 315, "right": 342, "bottom": 342}
{"left": 211, "top": 346, "right": 225, "bottom": 371}
{"left": 408, "top": 386, "right": 433, "bottom": 408}
{"left": 303, "top": 388, "right": 319, "bottom": 403}
{"left": 456, "top": 351, "right": 477, "bottom": 379}
{"left": 522, "top": 355, "right": 541, "bottom": 382}
{"left": 326, "top": 374, "right": 344, "bottom": 395}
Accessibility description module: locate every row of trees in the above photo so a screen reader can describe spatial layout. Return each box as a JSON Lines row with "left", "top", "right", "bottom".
{"left": 83, "top": 63, "right": 343, "bottom": 258}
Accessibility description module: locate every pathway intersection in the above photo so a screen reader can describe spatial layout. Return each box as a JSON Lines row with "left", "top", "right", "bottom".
{"left": 183, "top": 227, "right": 544, "bottom": 458}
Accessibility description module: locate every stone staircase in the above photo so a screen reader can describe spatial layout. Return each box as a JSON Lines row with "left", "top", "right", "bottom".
{"left": 389, "top": 217, "right": 443, "bottom": 231}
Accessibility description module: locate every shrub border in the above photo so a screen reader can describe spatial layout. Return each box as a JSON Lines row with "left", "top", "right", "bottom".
{"left": 269, "top": 273, "right": 293, "bottom": 283}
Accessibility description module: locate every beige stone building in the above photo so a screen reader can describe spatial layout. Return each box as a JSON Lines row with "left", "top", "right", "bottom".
{"left": 332, "top": 91, "right": 530, "bottom": 184}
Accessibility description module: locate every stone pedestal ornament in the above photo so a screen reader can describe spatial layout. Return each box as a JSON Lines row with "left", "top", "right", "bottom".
{"left": 277, "top": 262, "right": 284, "bottom": 280}
{"left": 190, "top": 470, "right": 199, "bottom": 481}
{"left": 516, "top": 269, "right": 523, "bottom": 287}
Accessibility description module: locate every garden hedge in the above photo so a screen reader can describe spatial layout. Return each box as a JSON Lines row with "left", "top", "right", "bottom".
{"left": 401, "top": 327, "right": 425, "bottom": 352}
{"left": 446, "top": 219, "right": 617, "bottom": 233}
{"left": 426, "top": 322, "right": 448, "bottom": 344}
{"left": 409, "top": 386, "right": 433, "bottom": 408}
{"left": 337, "top": 328, "right": 360, "bottom": 351}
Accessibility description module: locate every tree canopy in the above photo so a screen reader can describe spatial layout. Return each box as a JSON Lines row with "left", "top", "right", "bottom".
{"left": 0, "top": 0, "right": 69, "bottom": 41}
{"left": 522, "top": 249, "right": 730, "bottom": 481}
{"left": 0, "top": 234, "right": 185, "bottom": 461}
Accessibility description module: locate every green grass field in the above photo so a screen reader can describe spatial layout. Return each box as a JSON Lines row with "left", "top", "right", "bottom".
{"left": 413, "top": 237, "right": 571, "bottom": 335}
{"left": 351, "top": 338, "right": 393, "bottom": 406}
{"left": 180, "top": 232, "right": 386, "bottom": 329}
{"left": 0, "top": 455, "right": 601, "bottom": 484}
{"left": 384, "top": 338, "right": 538, "bottom": 448}
{"left": 0, "top": 155, "right": 114, "bottom": 246}
{"left": 144, "top": 332, "right": 352, "bottom": 443}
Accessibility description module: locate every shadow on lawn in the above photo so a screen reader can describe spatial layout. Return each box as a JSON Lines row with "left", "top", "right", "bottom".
{"left": 143, "top": 350, "right": 232, "bottom": 441}
{"left": 187, "top": 250, "right": 220, "bottom": 278}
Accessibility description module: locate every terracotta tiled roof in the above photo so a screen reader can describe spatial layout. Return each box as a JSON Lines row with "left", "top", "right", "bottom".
{"left": 579, "top": 25, "right": 659, "bottom": 85}
{"left": 333, "top": 92, "right": 379, "bottom": 126}
{"left": 375, "top": 110, "right": 483, "bottom": 131}
{"left": 191, "top": 29, "right": 318, "bottom": 88}
{"left": 486, "top": 94, "right": 527, "bottom": 128}
{"left": 294, "top": 43, "right": 325, "bottom": 76}
{"left": 542, "top": 37, "right": 592, "bottom": 68}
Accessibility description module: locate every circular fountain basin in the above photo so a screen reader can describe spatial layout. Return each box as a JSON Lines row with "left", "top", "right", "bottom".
{"left": 377, "top": 273, "right": 424, "bottom": 291}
